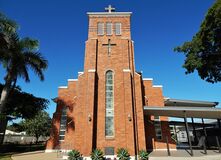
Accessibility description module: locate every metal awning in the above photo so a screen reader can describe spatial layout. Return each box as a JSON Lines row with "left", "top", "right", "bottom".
{"left": 144, "top": 106, "right": 221, "bottom": 119}
{"left": 164, "top": 98, "right": 218, "bottom": 107}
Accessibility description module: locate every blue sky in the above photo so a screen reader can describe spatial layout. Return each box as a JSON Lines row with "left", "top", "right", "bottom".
{"left": 1, "top": 0, "right": 220, "bottom": 118}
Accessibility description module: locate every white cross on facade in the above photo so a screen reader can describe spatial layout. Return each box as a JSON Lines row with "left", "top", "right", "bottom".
{"left": 102, "top": 39, "right": 116, "bottom": 56}
{"left": 105, "top": 5, "right": 115, "bottom": 13}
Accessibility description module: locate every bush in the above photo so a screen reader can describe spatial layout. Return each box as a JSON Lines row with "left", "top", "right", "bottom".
{"left": 117, "top": 148, "right": 130, "bottom": 160}
{"left": 68, "top": 149, "right": 82, "bottom": 160}
{"left": 138, "top": 150, "right": 149, "bottom": 160}
{"left": 90, "top": 149, "right": 104, "bottom": 160}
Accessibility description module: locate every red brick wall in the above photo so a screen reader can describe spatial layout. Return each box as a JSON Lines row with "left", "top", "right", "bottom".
{"left": 143, "top": 80, "right": 176, "bottom": 150}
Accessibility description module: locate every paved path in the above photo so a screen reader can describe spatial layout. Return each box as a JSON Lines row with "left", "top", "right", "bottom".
{"left": 12, "top": 151, "right": 59, "bottom": 160}
{"left": 149, "top": 150, "right": 221, "bottom": 160}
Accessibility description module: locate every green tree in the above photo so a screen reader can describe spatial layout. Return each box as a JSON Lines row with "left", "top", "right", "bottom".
{"left": 0, "top": 13, "right": 48, "bottom": 114}
{"left": 0, "top": 84, "right": 49, "bottom": 119}
{"left": 174, "top": 0, "right": 221, "bottom": 83}
{"left": 7, "top": 122, "right": 25, "bottom": 133}
{"left": 22, "top": 111, "right": 51, "bottom": 143}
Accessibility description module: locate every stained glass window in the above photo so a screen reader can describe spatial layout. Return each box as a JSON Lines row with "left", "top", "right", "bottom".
{"left": 105, "top": 71, "right": 114, "bottom": 137}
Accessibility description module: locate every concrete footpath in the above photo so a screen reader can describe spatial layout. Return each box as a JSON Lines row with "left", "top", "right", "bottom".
{"left": 12, "top": 151, "right": 58, "bottom": 160}
{"left": 149, "top": 150, "right": 221, "bottom": 160}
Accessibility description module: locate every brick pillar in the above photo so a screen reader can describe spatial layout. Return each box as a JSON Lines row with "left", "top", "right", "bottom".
{"left": 83, "top": 70, "right": 97, "bottom": 156}
{"left": 123, "top": 70, "right": 136, "bottom": 155}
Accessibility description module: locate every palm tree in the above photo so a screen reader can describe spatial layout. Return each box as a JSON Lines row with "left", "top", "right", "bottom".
{"left": 0, "top": 12, "right": 18, "bottom": 49}
{"left": 0, "top": 33, "right": 48, "bottom": 113}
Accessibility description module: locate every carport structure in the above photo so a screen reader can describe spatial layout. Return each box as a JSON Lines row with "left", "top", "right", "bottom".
{"left": 144, "top": 98, "right": 221, "bottom": 156}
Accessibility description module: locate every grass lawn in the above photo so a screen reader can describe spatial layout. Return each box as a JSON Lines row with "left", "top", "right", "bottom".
{"left": 0, "top": 143, "right": 45, "bottom": 160}
{"left": 0, "top": 154, "right": 12, "bottom": 160}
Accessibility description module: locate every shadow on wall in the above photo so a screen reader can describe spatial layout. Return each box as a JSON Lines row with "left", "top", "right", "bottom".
{"left": 46, "top": 97, "right": 75, "bottom": 150}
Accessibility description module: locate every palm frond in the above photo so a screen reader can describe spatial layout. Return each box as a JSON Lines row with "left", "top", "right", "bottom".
{"left": 0, "top": 12, "right": 18, "bottom": 34}
{"left": 20, "top": 37, "right": 39, "bottom": 51}
{"left": 24, "top": 52, "right": 48, "bottom": 69}
{"left": 18, "top": 65, "right": 30, "bottom": 82}
{"left": 23, "top": 52, "right": 48, "bottom": 81}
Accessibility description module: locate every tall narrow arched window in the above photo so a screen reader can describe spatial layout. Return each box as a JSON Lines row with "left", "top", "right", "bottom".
{"left": 59, "top": 107, "right": 67, "bottom": 141}
{"left": 105, "top": 70, "right": 114, "bottom": 137}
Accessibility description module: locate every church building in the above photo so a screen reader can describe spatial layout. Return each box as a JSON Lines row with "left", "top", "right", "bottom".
{"left": 46, "top": 6, "right": 176, "bottom": 157}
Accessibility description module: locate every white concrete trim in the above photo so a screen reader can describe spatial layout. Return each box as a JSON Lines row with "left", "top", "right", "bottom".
{"left": 123, "top": 69, "right": 131, "bottom": 72}
{"left": 153, "top": 85, "right": 163, "bottom": 88}
{"left": 78, "top": 72, "right": 84, "bottom": 76}
{"left": 68, "top": 79, "right": 78, "bottom": 81}
{"left": 143, "top": 78, "right": 153, "bottom": 81}
{"left": 58, "top": 86, "right": 68, "bottom": 89}
{"left": 87, "top": 12, "right": 132, "bottom": 16}
{"left": 88, "top": 69, "right": 96, "bottom": 72}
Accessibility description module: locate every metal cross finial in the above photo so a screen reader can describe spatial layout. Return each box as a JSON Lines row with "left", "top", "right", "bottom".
{"left": 105, "top": 5, "right": 115, "bottom": 13}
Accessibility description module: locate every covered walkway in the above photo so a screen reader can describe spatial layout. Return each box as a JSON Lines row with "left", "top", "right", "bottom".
{"left": 144, "top": 98, "right": 221, "bottom": 157}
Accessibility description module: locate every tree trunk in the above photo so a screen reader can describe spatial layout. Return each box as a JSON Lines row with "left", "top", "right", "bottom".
{"left": 35, "top": 134, "right": 39, "bottom": 144}
{"left": 0, "top": 78, "right": 12, "bottom": 114}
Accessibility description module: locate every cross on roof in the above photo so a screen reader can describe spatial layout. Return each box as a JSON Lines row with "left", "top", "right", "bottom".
{"left": 105, "top": 5, "right": 115, "bottom": 13}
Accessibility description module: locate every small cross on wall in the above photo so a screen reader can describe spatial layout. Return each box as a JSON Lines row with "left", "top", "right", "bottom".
{"left": 105, "top": 5, "right": 115, "bottom": 13}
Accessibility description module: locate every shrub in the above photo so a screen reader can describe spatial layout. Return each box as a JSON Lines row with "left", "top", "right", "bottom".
{"left": 91, "top": 148, "right": 104, "bottom": 160}
{"left": 138, "top": 150, "right": 149, "bottom": 160}
{"left": 117, "top": 148, "right": 130, "bottom": 160}
{"left": 68, "top": 149, "right": 82, "bottom": 160}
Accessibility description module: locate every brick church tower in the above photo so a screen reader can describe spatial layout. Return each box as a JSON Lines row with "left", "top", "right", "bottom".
{"left": 46, "top": 5, "right": 175, "bottom": 157}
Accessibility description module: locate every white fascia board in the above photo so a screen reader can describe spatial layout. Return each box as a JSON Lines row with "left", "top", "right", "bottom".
{"left": 68, "top": 79, "right": 78, "bottom": 81}
{"left": 58, "top": 86, "right": 68, "bottom": 89}
{"left": 143, "top": 78, "right": 153, "bottom": 81}
{"left": 87, "top": 12, "right": 132, "bottom": 16}
{"left": 153, "top": 85, "right": 163, "bottom": 88}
